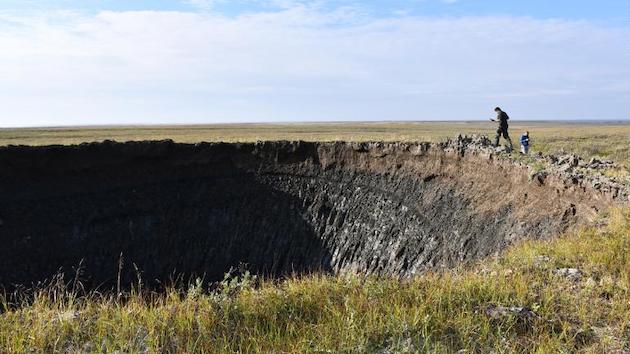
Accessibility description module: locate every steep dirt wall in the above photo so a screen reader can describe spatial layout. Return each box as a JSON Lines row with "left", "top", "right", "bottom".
{"left": 0, "top": 137, "right": 624, "bottom": 289}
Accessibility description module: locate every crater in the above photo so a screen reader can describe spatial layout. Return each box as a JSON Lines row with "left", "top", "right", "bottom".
{"left": 0, "top": 137, "right": 624, "bottom": 289}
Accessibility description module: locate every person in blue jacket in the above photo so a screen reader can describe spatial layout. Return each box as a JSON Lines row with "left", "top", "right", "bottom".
{"left": 520, "top": 131, "right": 530, "bottom": 155}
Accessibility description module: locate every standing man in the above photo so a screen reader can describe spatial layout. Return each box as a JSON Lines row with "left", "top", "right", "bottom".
{"left": 490, "top": 107, "right": 513, "bottom": 152}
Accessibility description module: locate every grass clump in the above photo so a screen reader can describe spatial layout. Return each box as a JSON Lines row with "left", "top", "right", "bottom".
{"left": 1, "top": 208, "right": 628, "bottom": 353}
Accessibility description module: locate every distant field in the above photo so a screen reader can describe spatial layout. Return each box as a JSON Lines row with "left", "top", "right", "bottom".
{"left": 2, "top": 121, "right": 629, "bottom": 167}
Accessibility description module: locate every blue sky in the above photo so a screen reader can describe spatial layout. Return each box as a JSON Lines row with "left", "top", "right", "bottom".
{"left": 1, "top": 0, "right": 627, "bottom": 21}
{"left": 0, "top": 0, "right": 628, "bottom": 126}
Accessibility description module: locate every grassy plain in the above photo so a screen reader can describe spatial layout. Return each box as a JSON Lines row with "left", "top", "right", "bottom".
{"left": 0, "top": 121, "right": 629, "bottom": 353}
{"left": 1, "top": 121, "right": 629, "bottom": 167}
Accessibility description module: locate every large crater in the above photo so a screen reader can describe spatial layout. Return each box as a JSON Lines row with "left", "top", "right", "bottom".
{"left": 0, "top": 137, "right": 623, "bottom": 289}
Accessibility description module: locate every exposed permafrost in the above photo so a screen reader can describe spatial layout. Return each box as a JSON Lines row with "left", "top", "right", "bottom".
{"left": 0, "top": 136, "right": 627, "bottom": 288}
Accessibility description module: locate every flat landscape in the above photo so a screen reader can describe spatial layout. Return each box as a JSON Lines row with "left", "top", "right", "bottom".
{"left": 2, "top": 121, "right": 629, "bottom": 168}
{"left": 1, "top": 122, "right": 629, "bottom": 353}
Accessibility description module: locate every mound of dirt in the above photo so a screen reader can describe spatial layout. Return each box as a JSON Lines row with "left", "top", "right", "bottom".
{"left": 0, "top": 136, "right": 626, "bottom": 289}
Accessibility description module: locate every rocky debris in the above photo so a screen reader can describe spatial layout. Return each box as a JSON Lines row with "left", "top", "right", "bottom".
{"left": 540, "top": 153, "right": 628, "bottom": 199}
{"left": 438, "top": 135, "right": 629, "bottom": 202}
{"left": 482, "top": 305, "right": 538, "bottom": 321}
{"left": 557, "top": 163, "right": 574, "bottom": 173}
{"left": 585, "top": 277, "right": 598, "bottom": 288}
{"left": 585, "top": 173, "right": 629, "bottom": 198}
{"left": 555, "top": 268, "right": 583, "bottom": 281}
{"left": 545, "top": 155, "right": 558, "bottom": 164}
{"left": 581, "top": 157, "right": 616, "bottom": 170}
{"left": 557, "top": 154, "right": 580, "bottom": 168}
{"left": 374, "top": 336, "right": 418, "bottom": 354}
{"left": 440, "top": 134, "right": 491, "bottom": 152}
{"left": 480, "top": 304, "right": 539, "bottom": 333}
{"left": 533, "top": 255, "right": 551, "bottom": 267}
{"left": 529, "top": 171, "right": 548, "bottom": 185}
{"left": 556, "top": 154, "right": 613, "bottom": 170}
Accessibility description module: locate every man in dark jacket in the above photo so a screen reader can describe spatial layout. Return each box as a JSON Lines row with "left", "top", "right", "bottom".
{"left": 490, "top": 107, "right": 513, "bottom": 151}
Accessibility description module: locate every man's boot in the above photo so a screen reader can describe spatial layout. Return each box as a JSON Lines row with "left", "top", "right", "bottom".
{"left": 506, "top": 138, "right": 514, "bottom": 152}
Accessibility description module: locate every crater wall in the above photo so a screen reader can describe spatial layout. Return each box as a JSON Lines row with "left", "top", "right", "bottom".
{"left": 0, "top": 137, "right": 623, "bottom": 288}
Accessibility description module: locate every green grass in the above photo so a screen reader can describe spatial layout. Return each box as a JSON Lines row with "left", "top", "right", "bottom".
{"left": 1, "top": 208, "right": 628, "bottom": 353}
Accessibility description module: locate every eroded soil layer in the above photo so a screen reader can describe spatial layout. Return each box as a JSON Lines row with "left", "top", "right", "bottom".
{"left": 0, "top": 137, "right": 624, "bottom": 288}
